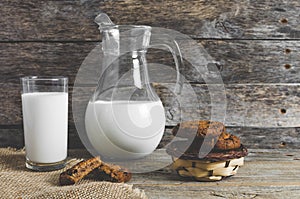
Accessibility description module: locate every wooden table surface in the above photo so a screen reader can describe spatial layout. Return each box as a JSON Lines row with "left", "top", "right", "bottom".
{"left": 69, "top": 147, "right": 300, "bottom": 199}
{"left": 130, "top": 148, "right": 300, "bottom": 199}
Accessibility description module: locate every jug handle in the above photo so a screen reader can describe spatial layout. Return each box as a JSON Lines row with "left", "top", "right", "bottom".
{"left": 149, "top": 33, "right": 184, "bottom": 120}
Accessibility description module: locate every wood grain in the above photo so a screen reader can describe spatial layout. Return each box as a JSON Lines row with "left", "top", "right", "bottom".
{"left": 2, "top": 83, "right": 300, "bottom": 127}
{"left": 159, "top": 127, "right": 300, "bottom": 150}
{"left": 2, "top": 126, "right": 300, "bottom": 150}
{"left": 0, "top": 42, "right": 95, "bottom": 84}
{"left": 1, "top": 0, "right": 300, "bottom": 41}
{"left": 155, "top": 83, "right": 300, "bottom": 127}
{"left": 1, "top": 41, "right": 300, "bottom": 84}
{"left": 65, "top": 148, "right": 300, "bottom": 199}
{"left": 129, "top": 148, "right": 300, "bottom": 199}
{"left": 1, "top": 0, "right": 300, "bottom": 197}
{"left": 0, "top": 82, "right": 76, "bottom": 126}
{"left": 1, "top": 0, "right": 300, "bottom": 152}
{"left": 0, "top": 127, "right": 84, "bottom": 149}
{"left": 194, "top": 40, "right": 300, "bottom": 83}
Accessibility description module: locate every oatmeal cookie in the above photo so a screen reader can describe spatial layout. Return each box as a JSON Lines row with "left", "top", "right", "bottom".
{"left": 59, "top": 157, "right": 132, "bottom": 185}
{"left": 59, "top": 157, "right": 102, "bottom": 186}
{"left": 94, "top": 162, "right": 132, "bottom": 183}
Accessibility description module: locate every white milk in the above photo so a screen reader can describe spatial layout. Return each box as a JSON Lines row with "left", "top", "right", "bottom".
{"left": 85, "top": 100, "right": 165, "bottom": 159}
{"left": 22, "top": 92, "right": 68, "bottom": 163}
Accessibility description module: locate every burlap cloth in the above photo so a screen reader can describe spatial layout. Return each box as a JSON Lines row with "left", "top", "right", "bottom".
{"left": 0, "top": 148, "right": 147, "bottom": 199}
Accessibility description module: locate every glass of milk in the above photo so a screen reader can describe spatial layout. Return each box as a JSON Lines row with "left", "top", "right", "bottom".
{"left": 21, "top": 76, "right": 68, "bottom": 171}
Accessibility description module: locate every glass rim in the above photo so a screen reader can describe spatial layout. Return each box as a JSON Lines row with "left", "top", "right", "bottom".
{"left": 20, "top": 76, "right": 68, "bottom": 82}
{"left": 101, "top": 25, "right": 151, "bottom": 31}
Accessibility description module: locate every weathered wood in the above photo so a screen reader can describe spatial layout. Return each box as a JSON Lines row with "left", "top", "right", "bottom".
{"left": 66, "top": 148, "right": 300, "bottom": 199}
{"left": 193, "top": 40, "right": 300, "bottom": 83}
{"left": 0, "top": 128, "right": 24, "bottom": 149}
{"left": 160, "top": 127, "right": 300, "bottom": 150}
{"left": 1, "top": 147, "right": 298, "bottom": 198}
{"left": 129, "top": 148, "right": 300, "bottom": 199}
{"left": 0, "top": 83, "right": 76, "bottom": 126}
{"left": 0, "top": 42, "right": 95, "bottom": 84}
{"left": 0, "top": 127, "right": 83, "bottom": 149}
{"left": 2, "top": 83, "right": 300, "bottom": 127}
{"left": 1, "top": 41, "right": 300, "bottom": 84}
{"left": 2, "top": 125, "right": 300, "bottom": 150}
{"left": 1, "top": 0, "right": 300, "bottom": 41}
{"left": 1, "top": 0, "right": 300, "bottom": 197}
{"left": 156, "top": 83, "right": 300, "bottom": 127}
{"left": 224, "top": 127, "right": 300, "bottom": 150}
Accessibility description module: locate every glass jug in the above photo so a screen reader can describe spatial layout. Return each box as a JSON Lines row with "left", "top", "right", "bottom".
{"left": 85, "top": 13, "right": 184, "bottom": 160}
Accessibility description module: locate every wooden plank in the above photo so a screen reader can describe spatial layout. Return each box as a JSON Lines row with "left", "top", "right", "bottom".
{"left": 0, "top": 147, "right": 297, "bottom": 199}
{"left": 0, "top": 83, "right": 76, "bottom": 126}
{"left": 224, "top": 127, "right": 300, "bottom": 150}
{"left": 160, "top": 127, "right": 300, "bottom": 150}
{"left": 0, "top": 124, "right": 298, "bottom": 150}
{"left": 66, "top": 148, "right": 300, "bottom": 199}
{"left": 193, "top": 40, "right": 300, "bottom": 83}
{"left": 1, "top": 41, "right": 300, "bottom": 84}
{"left": 135, "top": 183, "right": 300, "bottom": 199}
{"left": 2, "top": 126, "right": 300, "bottom": 150}
{"left": 154, "top": 83, "right": 300, "bottom": 127}
{"left": 0, "top": 128, "right": 24, "bottom": 149}
{"left": 128, "top": 148, "right": 300, "bottom": 199}
{"left": 0, "top": 42, "right": 95, "bottom": 85}
{"left": 0, "top": 127, "right": 83, "bottom": 149}
{"left": 67, "top": 148, "right": 300, "bottom": 161}
{"left": 2, "top": 83, "right": 300, "bottom": 127}
{"left": 1, "top": 0, "right": 300, "bottom": 40}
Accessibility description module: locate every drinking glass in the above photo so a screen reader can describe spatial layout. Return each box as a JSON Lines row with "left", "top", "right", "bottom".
{"left": 21, "top": 76, "right": 68, "bottom": 171}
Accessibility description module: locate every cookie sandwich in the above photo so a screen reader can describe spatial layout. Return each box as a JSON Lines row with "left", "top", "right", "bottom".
{"left": 167, "top": 120, "right": 248, "bottom": 181}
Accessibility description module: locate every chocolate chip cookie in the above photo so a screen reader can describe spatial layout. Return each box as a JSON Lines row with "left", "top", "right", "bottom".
{"left": 168, "top": 121, "right": 247, "bottom": 181}
{"left": 172, "top": 120, "right": 241, "bottom": 151}
{"left": 215, "top": 132, "right": 241, "bottom": 150}
{"left": 172, "top": 120, "right": 226, "bottom": 139}
{"left": 166, "top": 140, "right": 248, "bottom": 162}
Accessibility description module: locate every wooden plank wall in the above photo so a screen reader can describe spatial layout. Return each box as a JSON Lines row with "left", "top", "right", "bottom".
{"left": 1, "top": 0, "right": 299, "bottom": 149}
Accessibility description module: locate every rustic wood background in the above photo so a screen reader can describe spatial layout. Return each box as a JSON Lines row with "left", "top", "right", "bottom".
{"left": 1, "top": 0, "right": 300, "bottom": 149}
